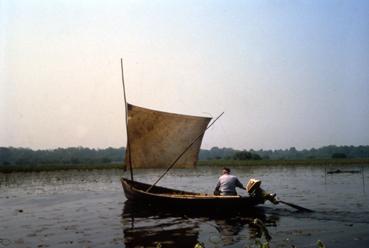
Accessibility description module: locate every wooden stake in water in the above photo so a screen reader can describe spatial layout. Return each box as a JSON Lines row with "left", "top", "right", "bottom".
{"left": 362, "top": 166, "right": 365, "bottom": 194}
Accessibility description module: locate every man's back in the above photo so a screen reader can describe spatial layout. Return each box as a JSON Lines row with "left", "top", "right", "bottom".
{"left": 217, "top": 174, "right": 243, "bottom": 195}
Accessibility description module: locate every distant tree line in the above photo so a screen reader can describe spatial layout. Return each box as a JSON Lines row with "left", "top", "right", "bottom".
{"left": 1, "top": 145, "right": 369, "bottom": 166}
{"left": 0, "top": 147, "right": 125, "bottom": 166}
{"left": 198, "top": 145, "right": 369, "bottom": 160}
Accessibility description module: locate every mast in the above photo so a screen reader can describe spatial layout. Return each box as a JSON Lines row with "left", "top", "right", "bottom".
{"left": 121, "top": 58, "right": 134, "bottom": 181}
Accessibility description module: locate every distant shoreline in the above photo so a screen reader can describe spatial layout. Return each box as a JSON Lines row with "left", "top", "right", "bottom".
{"left": 1, "top": 158, "right": 369, "bottom": 173}
{"left": 198, "top": 158, "right": 369, "bottom": 166}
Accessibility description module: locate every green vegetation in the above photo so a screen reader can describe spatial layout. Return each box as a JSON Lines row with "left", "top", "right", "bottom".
{"left": 198, "top": 158, "right": 369, "bottom": 167}
{"left": 0, "top": 147, "right": 124, "bottom": 166}
{"left": 0, "top": 162, "right": 123, "bottom": 173}
{"left": 0, "top": 147, "right": 126, "bottom": 172}
{"left": 331, "top": 152, "right": 347, "bottom": 159}
{"left": 200, "top": 145, "right": 369, "bottom": 160}
{"left": 233, "top": 150, "right": 262, "bottom": 160}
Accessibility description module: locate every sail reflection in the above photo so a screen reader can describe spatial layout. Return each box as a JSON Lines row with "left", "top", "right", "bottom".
{"left": 122, "top": 201, "right": 279, "bottom": 247}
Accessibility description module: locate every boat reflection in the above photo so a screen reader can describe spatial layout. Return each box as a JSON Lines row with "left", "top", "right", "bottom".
{"left": 122, "top": 200, "right": 279, "bottom": 247}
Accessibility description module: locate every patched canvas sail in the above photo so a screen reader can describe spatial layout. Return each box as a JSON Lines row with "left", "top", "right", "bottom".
{"left": 125, "top": 103, "right": 211, "bottom": 169}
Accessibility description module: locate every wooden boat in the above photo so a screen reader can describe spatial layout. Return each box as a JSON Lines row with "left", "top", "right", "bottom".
{"left": 121, "top": 177, "right": 265, "bottom": 209}
{"left": 118, "top": 102, "right": 266, "bottom": 209}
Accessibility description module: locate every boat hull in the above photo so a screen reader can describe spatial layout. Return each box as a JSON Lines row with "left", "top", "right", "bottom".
{"left": 121, "top": 178, "right": 264, "bottom": 210}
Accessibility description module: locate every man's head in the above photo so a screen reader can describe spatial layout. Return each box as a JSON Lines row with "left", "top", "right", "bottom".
{"left": 222, "top": 167, "right": 231, "bottom": 174}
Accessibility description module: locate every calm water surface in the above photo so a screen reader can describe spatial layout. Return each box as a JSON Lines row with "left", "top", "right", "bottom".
{"left": 0, "top": 165, "right": 368, "bottom": 247}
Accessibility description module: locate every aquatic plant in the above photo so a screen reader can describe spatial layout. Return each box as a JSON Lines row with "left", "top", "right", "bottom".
{"left": 254, "top": 240, "right": 270, "bottom": 248}
{"left": 317, "top": 240, "right": 326, "bottom": 248}
{"left": 194, "top": 242, "right": 205, "bottom": 248}
{"left": 252, "top": 218, "right": 272, "bottom": 242}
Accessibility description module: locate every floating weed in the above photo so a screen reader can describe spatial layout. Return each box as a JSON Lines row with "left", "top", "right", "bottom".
{"left": 244, "top": 218, "right": 271, "bottom": 248}
{"left": 194, "top": 242, "right": 205, "bottom": 248}
{"left": 254, "top": 239, "right": 270, "bottom": 248}
{"left": 317, "top": 240, "right": 326, "bottom": 248}
{"left": 192, "top": 239, "right": 326, "bottom": 248}
{"left": 252, "top": 218, "right": 272, "bottom": 242}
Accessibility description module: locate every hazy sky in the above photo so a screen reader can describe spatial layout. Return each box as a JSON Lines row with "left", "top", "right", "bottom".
{"left": 1, "top": 0, "right": 369, "bottom": 150}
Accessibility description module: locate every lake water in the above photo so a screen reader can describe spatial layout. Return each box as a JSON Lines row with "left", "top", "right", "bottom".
{"left": 1, "top": 164, "right": 369, "bottom": 247}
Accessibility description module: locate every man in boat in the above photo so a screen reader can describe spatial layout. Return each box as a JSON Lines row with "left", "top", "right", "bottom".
{"left": 214, "top": 168, "right": 279, "bottom": 204}
{"left": 214, "top": 167, "right": 246, "bottom": 196}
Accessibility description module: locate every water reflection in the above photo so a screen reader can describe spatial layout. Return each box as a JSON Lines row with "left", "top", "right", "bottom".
{"left": 123, "top": 221, "right": 198, "bottom": 248}
{"left": 122, "top": 201, "right": 199, "bottom": 247}
{"left": 122, "top": 200, "right": 280, "bottom": 247}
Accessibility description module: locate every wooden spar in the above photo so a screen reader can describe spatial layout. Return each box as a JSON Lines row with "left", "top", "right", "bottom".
{"left": 278, "top": 200, "right": 314, "bottom": 212}
{"left": 121, "top": 58, "right": 134, "bottom": 181}
{"left": 146, "top": 112, "right": 224, "bottom": 192}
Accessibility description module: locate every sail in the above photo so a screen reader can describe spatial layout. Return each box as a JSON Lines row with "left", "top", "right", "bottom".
{"left": 125, "top": 103, "right": 211, "bottom": 169}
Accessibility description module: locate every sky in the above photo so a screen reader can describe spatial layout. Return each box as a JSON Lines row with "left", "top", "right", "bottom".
{"left": 1, "top": 0, "right": 369, "bottom": 150}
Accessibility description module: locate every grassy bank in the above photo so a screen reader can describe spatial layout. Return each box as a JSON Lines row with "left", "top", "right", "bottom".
{"left": 1, "top": 158, "right": 369, "bottom": 173}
